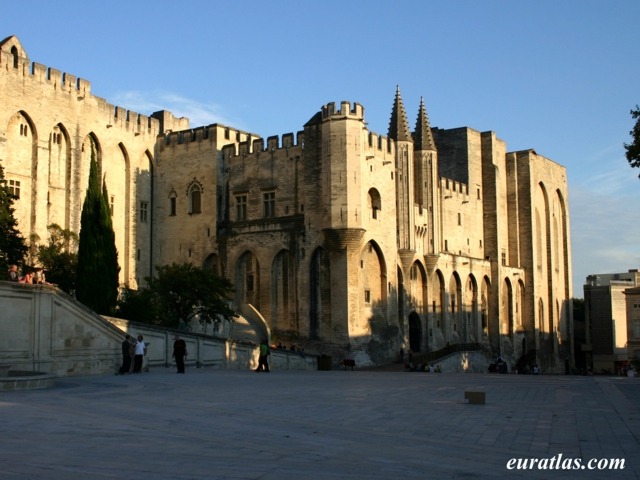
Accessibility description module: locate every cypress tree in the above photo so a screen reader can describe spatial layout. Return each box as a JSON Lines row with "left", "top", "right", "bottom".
{"left": 0, "top": 163, "right": 27, "bottom": 274}
{"left": 75, "top": 148, "right": 120, "bottom": 314}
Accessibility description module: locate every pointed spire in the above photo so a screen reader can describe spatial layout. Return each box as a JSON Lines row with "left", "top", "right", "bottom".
{"left": 413, "top": 97, "right": 436, "bottom": 151}
{"left": 388, "top": 86, "right": 412, "bottom": 142}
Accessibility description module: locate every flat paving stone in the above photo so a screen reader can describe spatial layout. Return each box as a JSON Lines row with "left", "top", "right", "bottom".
{"left": 0, "top": 368, "right": 638, "bottom": 479}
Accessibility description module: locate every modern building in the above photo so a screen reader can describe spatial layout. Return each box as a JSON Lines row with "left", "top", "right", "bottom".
{"left": 0, "top": 35, "right": 573, "bottom": 369}
{"left": 624, "top": 286, "right": 640, "bottom": 365}
{"left": 584, "top": 269, "right": 640, "bottom": 373}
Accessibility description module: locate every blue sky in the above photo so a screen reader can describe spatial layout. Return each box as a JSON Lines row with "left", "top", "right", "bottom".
{"left": 4, "top": 0, "right": 640, "bottom": 297}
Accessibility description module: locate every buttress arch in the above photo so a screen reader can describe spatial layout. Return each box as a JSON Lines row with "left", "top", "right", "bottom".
{"left": 5, "top": 110, "right": 38, "bottom": 235}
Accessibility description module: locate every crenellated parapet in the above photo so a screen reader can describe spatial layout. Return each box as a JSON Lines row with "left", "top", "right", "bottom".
{"left": 366, "top": 131, "right": 395, "bottom": 156}
{"left": 1, "top": 40, "right": 162, "bottom": 136}
{"left": 440, "top": 176, "right": 469, "bottom": 199}
{"left": 321, "top": 101, "right": 364, "bottom": 120}
{"left": 221, "top": 130, "right": 305, "bottom": 162}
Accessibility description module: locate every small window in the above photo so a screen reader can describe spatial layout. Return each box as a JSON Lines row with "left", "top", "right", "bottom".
{"left": 457, "top": 212, "right": 462, "bottom": 226}
{"left": 169, "top": 197, "right": 176, "bottom": 216}
{"left": 8, "top": 179, "right": 20, "bottom": 199}
{"left": 110, "top": 195, "right": 115, "bottom": 216}
{"left": 364, "top": 290, "right": 371, "bottom": 304}
{"left": 263, "top": 191, "right": 276, "bottom": 218}
{"left": 140, "top": 201, "right": 148, "bottom": 223}
{"left": 236, "top": 195, "right": 247, "bottom": 221}
{"left": 501, "top": 251, "right": 507, "bottom": 266}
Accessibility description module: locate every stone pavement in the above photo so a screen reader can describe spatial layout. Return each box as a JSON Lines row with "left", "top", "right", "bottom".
{"left": 0, "top": 368, "right": 639, "bottom": 479}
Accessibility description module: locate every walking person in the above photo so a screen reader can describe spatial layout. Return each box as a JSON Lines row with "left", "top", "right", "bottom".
{"left": 118, "top": 334, "right": 134, "bottom": 374}
{"left": 172, "top": 335, "right": 187, "bottom": 374}
{"left": 255, "top": 339, "right": 270, "bottom": 372}
{"left": 133, "top": 335, "right": 146, "bottom": 373}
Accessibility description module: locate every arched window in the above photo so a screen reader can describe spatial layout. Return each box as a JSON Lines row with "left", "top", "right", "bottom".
{"left": 188, "top": 183, "right": 202, "bottom": 214}
{"left": 11, "top": 46, "right": 18, "bottom": 69}
{"left": 368, "top": 188, "right": 381, "bottom": 219}
{"left": 168, "top": 189, "right": 177, "bottom": 216}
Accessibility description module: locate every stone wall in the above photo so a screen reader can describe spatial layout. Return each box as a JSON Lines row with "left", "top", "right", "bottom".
{"left": 0, "top": 281, "right": 317, "bottom": 376}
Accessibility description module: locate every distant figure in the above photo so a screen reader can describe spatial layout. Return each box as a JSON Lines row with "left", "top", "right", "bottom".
{"left": 119, "top": 334, "right": 134, "bottom": 374}
{"left": 7, "top": 265, "right": 19, "bottom": 282}
{"left": 19, "top": 270, "right": 34, "bottom": 284}
{"left": 33, "top": 268, "right": 48, "bottom": 285}
{"left": 255, "top": 339, "right": 270, "bottom": 372}
{"left": 532, "top": 364, "right": 540, "bottom": 375}
{"left": 133, "top": 335, "right": 146, "bottom": 373}
{"left": 172, "top": 335, "right": 187, "bottom": 374}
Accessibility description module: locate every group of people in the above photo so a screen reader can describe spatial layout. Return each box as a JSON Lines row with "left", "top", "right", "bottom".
{"left": 6, "top": 264, "right": 49, "bottom": 284}
{"left": 118, "top": 334, "right": 148, "bottom": 374}
{"left": 118, "top": 334, "right": 188, "bottom": 375}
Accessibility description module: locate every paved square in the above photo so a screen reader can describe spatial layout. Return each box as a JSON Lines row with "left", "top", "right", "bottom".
{"left": 1, "top": 369, "right": 638, "bottom": 479}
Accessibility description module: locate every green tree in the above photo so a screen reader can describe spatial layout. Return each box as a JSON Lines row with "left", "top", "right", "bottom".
{"left": 117, "top": 263, "right": 236, "bottom": 330}
{"left": 75, "top": 148, "right": 120, "bottom": 314}
{"left": 36, "top": 223, "right": 78, "bottom": 293}
{"left": 624, "top": 105, "right": 640, "bottom": 178}
{"left": 0, "top": 163, "right": 27, "bottom": 274}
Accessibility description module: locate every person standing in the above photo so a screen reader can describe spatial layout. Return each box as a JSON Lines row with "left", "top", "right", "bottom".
{"left": 255, "top": 339, "right": 270, "bottom": 372}
{"left": 7, "top": 265, "right": 19, "bottom": 282}
{"left": 172, "top": 335, "right": 187, "bottom": 374}
{"left": 118, "top": 334, "right": 134, "bottom": 374}
{"left": 133, "top": 335, "right": 146, "bottom": 373}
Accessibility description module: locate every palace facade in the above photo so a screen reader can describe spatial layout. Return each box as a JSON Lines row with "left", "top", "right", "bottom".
{"left": 0, "top": 36, "right": 573, "bottom": 370}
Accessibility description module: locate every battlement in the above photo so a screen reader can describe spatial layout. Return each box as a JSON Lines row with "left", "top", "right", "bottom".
{"left": 321, "top": 101, "right": 364, "bottom": 120}
{"left": 1, "top": 38, "right": 162, "bottom": 135}
{"left": 366, "top": 131, "right": 395, "bottom": 155}
{"left": 160, "top": 124, "right": 259, "bottom": 149}
{"left": 221, "top": 131, "right": 304, "bottom": 159}
{"left": 440, "top": 177, "right": 469, "bottom": 198}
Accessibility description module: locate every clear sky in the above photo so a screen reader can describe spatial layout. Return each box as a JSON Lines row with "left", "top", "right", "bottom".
{"left": 4, "top": 0, "right": 640, "bottom": 298}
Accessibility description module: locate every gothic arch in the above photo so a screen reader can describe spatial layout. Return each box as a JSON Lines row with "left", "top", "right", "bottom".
{"left": 397, "top": 265, "right": 405, "bottom": 338}
{"left": 449, "top": 272, "right": 462, "bottom": 341}
{"left": 5, "top": 110, "right": 38, "bottom": 235}
{"left": 501, "top": 277, "right": 514, "bottom": 335}
{"left": 187, "top": 179, "right": 203, "bottom": 214}
{"left": 537, "top": 182, "right": 554, "bottom": 339}
{"left": 309, "top": 247, "right": 331, "bottom": 341}
{"left": 47, "top": 122, "right": 72, "bottom": 231}
{"left": 235, "top": 251, "right": 260, "bottom": 309}
{"left": 360, "top": 240, "right": 387, "bottom": 306}
{"left": 75, "top": 134, "right": 102, "bottom": 233}
{"left": 431, "top": 269, "right": 446, "bottom": 347}
{"left": 271, "top": 249, "right": 294, "bottom": 333}
{"left": 516, "top": 279, "right": 525, "bottom": 331}
{"left": 465, "top": 274, "right": 479, "bottom": 342}
{"left": 481, "top": 275, "right": 491, "bottom": 338}
{"left": 106, "top": 142, "right": 130, "bottom": 285}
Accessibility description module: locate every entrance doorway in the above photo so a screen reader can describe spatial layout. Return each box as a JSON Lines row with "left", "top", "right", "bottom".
{"left": 409, "top": 312, "right": 422, "bottom": 353}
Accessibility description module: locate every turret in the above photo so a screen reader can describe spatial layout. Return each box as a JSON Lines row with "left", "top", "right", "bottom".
{"left": 388, "top": 86, "right": 415, "bottom": 253}
{"left": 413, "top": 97, "right": 440, "bottom": 254}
